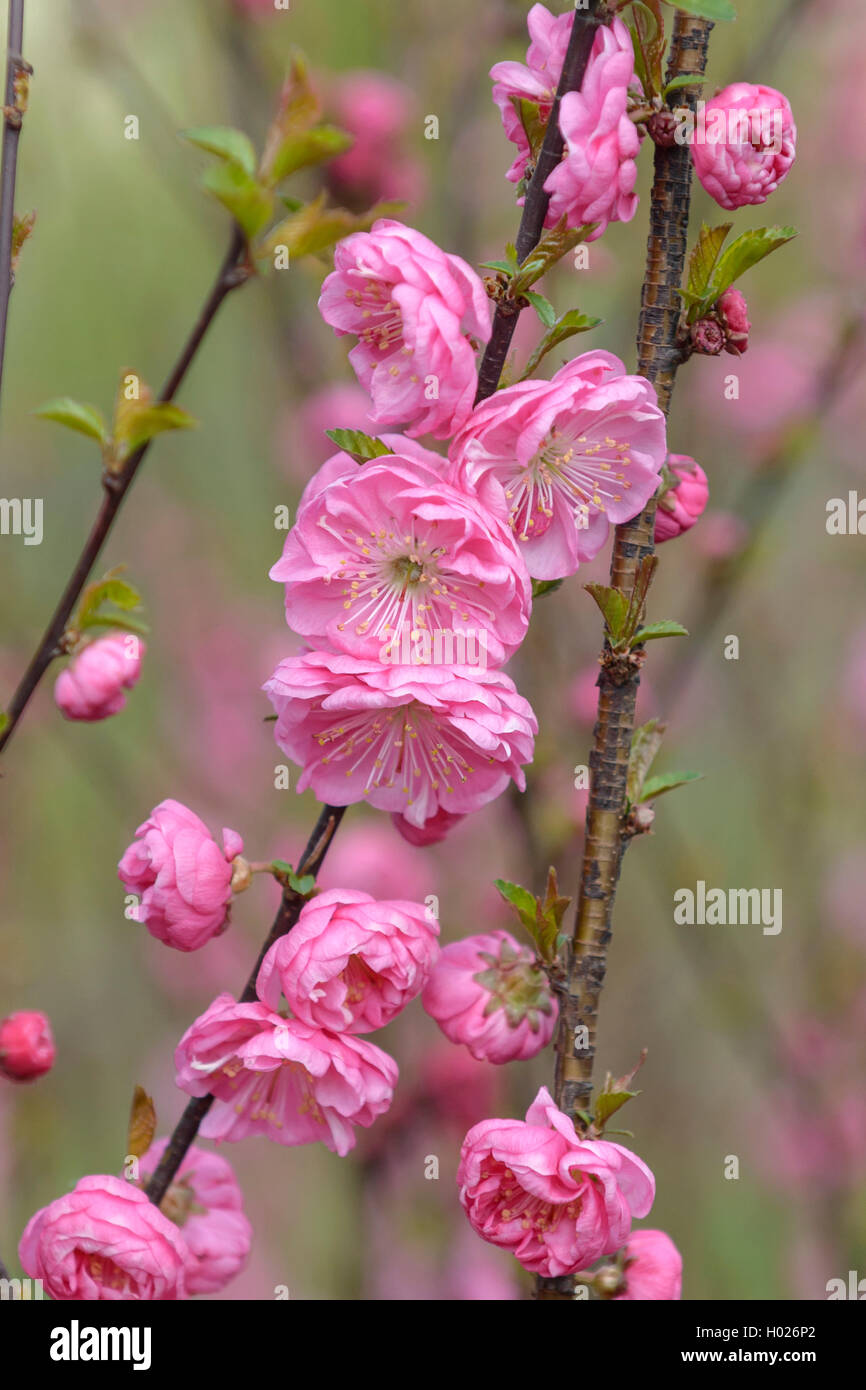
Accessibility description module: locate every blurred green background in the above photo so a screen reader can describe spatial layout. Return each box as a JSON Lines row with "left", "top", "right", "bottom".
{"left": 1, "top": 0, "right": 864, "bottom": 1299}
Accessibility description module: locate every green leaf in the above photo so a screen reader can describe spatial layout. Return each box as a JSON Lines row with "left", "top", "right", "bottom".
{"left": 631, "top": 619, "right": 689, "bottom": 644}
{"left": 639, "top": 769, "right": 704, "bottom": 802}
{"left": 77, "top": 573, "right": 144, "bottom": 633}
{"left": 494, "top": 878, "right": 538, "bottom": 932}
{"left": 267, "top": 126, "right": 354, "bottom": 184}
{"left": 34, "top": 397, "right": 107, "bottom": 444}
{"left": 627, "top": 718, "right": 667, "bottom": 805}
{"left": 0, "top": 712, "right": 9, "bottom": 735}
{"left": 324, "top": 428, "right": 395, "bottom": 464}
{"left": 479, "top": 259, "right": 517, "bottom": 276}
{"left": 707, "top": 226, "right": 797, "bottom": 302}
{"left": 663, "top": 73, "right": 706, "bottom": 98}
{"left": 584, "top": 583, "right": 630, "bottom": 642}
{"left": 521, "top": 309, "right": 603, "bottom": 379}
{"left": 511, "top": 97, "right": 547, "bottom": 161}
{"left": 666, "top": 0, "right": 737, "bottom": 20}
{"left": 621, "top": 554, "right": 658, "bottom": 647}
{"left": 117, "top": 403, "right": 197, "bottom": 456}
{"left": 531, "top": 578, "right": 563, "bottom": 599}
{"left": 202, "top": 160, "right": 274, "bottom": 240}
{"left": 181, "top": 126, "right": 257, "bottom": 178}
{"left": 257, "top": 194, "right": 405, "bottom": 262}
{"left": 288, "top": 872, "right": 316, "bottom": 896}
{"left": 686, "top": 222, "right": 732, "bottom": 300}
{"left": 595, "top": 1087, "right": 640, "bottom": 1129}
{"left": 522, "top": 291, "right": 557, "bottom": 329}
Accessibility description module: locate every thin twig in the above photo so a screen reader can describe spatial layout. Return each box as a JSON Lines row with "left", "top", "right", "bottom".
{"left": 0, "top": 0, "right": 27, "bottom": 419}
{"left": 0, "top": 223, "right": 250, "bottom": 758}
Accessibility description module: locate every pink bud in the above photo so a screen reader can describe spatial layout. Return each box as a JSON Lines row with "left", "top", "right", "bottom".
{"left": 691, "top": 317, "right": 725, "bottom": 356}
{"left": 54, "top": 633, "right": 144, "bottom": 722}
{"left": 717, "top": 286, "right": 751, "bottom": 355}
{"left": 0, "top": 1011, "right": 56, "bottom": 1082}
{"left": 391, "top": 807, "right": 466, "bottom": 846}
{"left": 613, "top": 1228, "right": 683, "bottom": 1300}
{"left": 654, "top": 455, "right": 709, "bottom": 543}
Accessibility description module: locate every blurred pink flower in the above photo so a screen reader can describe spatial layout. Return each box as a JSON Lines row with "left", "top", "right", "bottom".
{"left": 327, "top": 72, "right": 426, "bottom": 208}
{"left": 655, "top": 455, "right": 709, "bottom": 543}
{"left": 450, "top": 351, "right": 667, "bottom": 579}
{"left": 137, "top": 1140, "right": 252, "bottom": 1296}
{"left": 175, "top": 993, "right": 397, "bottom": 1155}
{"left": 0, "top": 1010, "right": 55, "bottom": 1082}
{"left": 318, "top": 219, "right": 491, "bottom": 439}
{"left": 422, "top": 929, "right": 557, "bottom": 1063}
{"left": 289, "top": 384, "right": 378, "bottom": 477}
{"left": 392, "top": 806, "right": 466, "bottom": 845}
{"left": 614, "top": 1229, "right": 682, "bottom": 1300}
{"left": 693, "top": 511, "right": 748, "bottom": 560}
{"left": 20, "top": 1174, "right": 188, "bottom": 1300}
{"left": 54, "top": 633, "right": 144, "bottom": 722}
{"left": 271, "top": 443, "right": 531, "bottom": 665}
{"left": 264, "top": 650, "right": 536, "bottom": 831}
{"left": 691, "top": 83, "right": 796, "bottom": 210}
{"left": 458, "top": 1085, "right": 655, "bottom": 1277}
{"left": 318, "top": 819, "right": 431, "bottom": 899}
{"left": 118, "top": 800, "right": 243, "bottom": 952}
{"left": 257, "top": 888, "right": 439, "bottom": 1032}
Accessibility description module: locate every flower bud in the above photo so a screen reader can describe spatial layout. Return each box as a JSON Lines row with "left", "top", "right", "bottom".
{"left": 717, "top": 287, "right": 751, "bottom": 355}
{"left": 0, "top": 1011, "right": 55, "bottom": 1082}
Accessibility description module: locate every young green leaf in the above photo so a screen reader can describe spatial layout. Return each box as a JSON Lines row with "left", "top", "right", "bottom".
{"left": 666, "top": 0, "right": 736, "bottom": 20}
{"left": 181, "top": 126, "right": 258, "bottom": 177}
{"left": 267, "top": 126, "right": 354, "bottom": 184}
{"left": 631, "top": 619, "right": 689, "bottom": 645}
{"left": 531, "top": 578, "right": 564, "bottom": 599}
{"left": 494, "top": 878, "right": 538, "bottom": 933}
{"left": 626, "top": 718, "right": 666, "bottom": 805}
{"left": 663, "top": 73, "right": 706, "bottom": 98}
{"left": 511, "top": 97, "right": 547, "bottom": 162}
{"left": 520, "top": 309, "right": 603, "bottom": 379}
{"left": 707, "top": 226, "right": 797, "bottom": 302}
{"left": 116, "top": 403, "right": 197, "bottom": 457}
{"left": 621, "top": 554, "right": 658, "bottom": 646}
{"left": 34, "top": 398, "right": 107, "bottom": 444}
{"left": 686, "top": 223, "right": 732, "bottom": 300}
{"left": 522, "top": 291, "right": 557, "bottom": 329}
{"left": 202, "top": 160, "right": 274, "bottom": 241}
{"left": 584, "top": 583, "right": 630, "bottom": 642}
{"left": 324, "top": 428, "right": 395, "bottom": 464}
{"left": 639, "top": 770, "right": 704, "bottom": 802}
{"left": 479, "top": 259, "right": 517, "bottom": 276}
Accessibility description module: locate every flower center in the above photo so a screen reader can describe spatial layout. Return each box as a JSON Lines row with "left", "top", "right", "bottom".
{"left": 481, "top": 1159, "right": 581, "bottom": 1235}
{"left": 504, "top": 425, "right": 634, "bottom": 541}
{"left": 473, "top": 943, "right": 554, "bottom": 1031}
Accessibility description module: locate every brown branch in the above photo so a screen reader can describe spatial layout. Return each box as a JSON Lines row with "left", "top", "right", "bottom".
{"left": 144, "top": 803, "right": 346, "bottom": 1207}
{"left": 474, "top": 0, "right": 610, "bottom": 405}
{"left": 0, "top": 0, "right": 27, "bottom": 419}
{"left": 537, "top": 11, "right": 715, "bottom": 1300}
{"left": 0, "top": 223, "right": 250, "bottom": 759}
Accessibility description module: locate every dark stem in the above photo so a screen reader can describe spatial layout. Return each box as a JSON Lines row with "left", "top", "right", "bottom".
{"left": 0, "top": 0, "right": 26, "bottom": 419}
{"left": 144, "top": 804, "right": 346, "bottom": 1206}
{"left": 473, "top": 0, "right": 610, "bottom": 405}
{"left": 0, "top": 223, "right": 249, "bottom": 758}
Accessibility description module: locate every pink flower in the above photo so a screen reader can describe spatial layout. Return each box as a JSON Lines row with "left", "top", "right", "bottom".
{"left": 318, "top": 219, "right": 491, "bottom": 439}
{"left": 717, "top": 287, "right": 751, "bottom": 355}
{"left": 691, "top": 83, "right": 796, "bottom": 210}
{"left": 458, "top": 1086, "right": 655, "bottom": 1277}
{"left": 654, "top": 454, "right": 709, "bottom": 543}
{"left": 136, "top": 1140, "right": 251, "bottom": 1296}
{"left": 264, "top": 650, "right": 536, "bottom": 830}
{"left": 392, "top": 806, "right": 466, "bottom": 845}
{"left": 0, "top": 1010, "right": 55, "bottom": 1082}
{"left": 544, "top": 19, "right": 641, "bottom": 237}
{"left": 327, "top": 72, "right": 426, "bottom": 208}
{"left": 613, "top": 1228, "right": 683, "bottom": 1300}
{"left": 54, "top": 633, "right": 144, "bottom": 722}
{"left": 289, "top": 383, "right": 379, "bottom": 476}
{"left": 449, "top": 351, "right": 667, "bottom": 579}
{"left": 19, "top": 1174, "right": 188, "bottom": 1300}
{"left": 270, "top": 443, "right": 531, "bottom": 666}
{"left": 174, "top": 994, "right": 397, "bottom": 1155}
{"left": 490, "top": 3, "right": 574, "bottom": 186}
{"left": 422, "top": 930, "right": 557, "bottom": 1063}
{"left": 256, "top": 888, "right": 440, "bottom": 1032}
{"left": 118, "top": 800, "right": 244, "bottom": 952}
{"left": 694, "top": 510, "right": 748, "bottom": 560}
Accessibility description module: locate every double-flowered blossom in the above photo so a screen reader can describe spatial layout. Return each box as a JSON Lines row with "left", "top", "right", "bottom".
{"left": 717, "top": 287, "right": 751, "bottom": 355}
{"left": 318, "top": 219, "right": 491, "bottom": 439}
{"left": 458, "top": 1087, "right": 655, "bottom": 1277}
{"left": 137, "top": 1140, "right": 252, "bottom": 1296}
{"left": 613, "top": 1228, "right": 683, "bottom": 1300}
{"left": 0, "top": 1010, "right": 55, "bottom": 1082}
{"left": 174, "top": 993, "right": 397, "bottom": 1156}
{"left": 264, "top": 651, "right": 536, "bottom": 831}
{"left": 270, "top": 441, "right": 531, "bottom": 667}
{"left": 691, "top": 83, "right": 796, "bottom": 210}
{"left": 422, "top": 929, "right": 557, "bottom": 1063}
{"left": 450, "top": 351, "right": 667, "bottom": 580}
{"left": 654, "top": 455, "right": 709, "bottom": 544}
{"left": 490, "top": 3, "right": 573, "bottom": 187}
{"left": 54, "top": 633, "right": 144, "bottom": 722}
{"left": 118, "top": 799, "right": 244, "bottom": 952}
{"left": 257, "top": 888, "right": 440, "bottom": 1033}
{"left": 20, "top": 1175, "right": 189, "bottom": 1300}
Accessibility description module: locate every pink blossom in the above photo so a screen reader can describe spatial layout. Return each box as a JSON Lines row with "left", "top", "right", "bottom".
{"left": 693, "top": 511, "right": 748, "bottom": 560}
{"left": 458, "top": 1086, "right": 655, "bottom": 1276}
{"left": 137, "top": 1140, "right": 252, "bottom": 1296}
{"left": 270, "top": 443, "right": 531, "bottom": 666}
{"left": 718, "top": 287, "right": 751, "bottom": 355}
{"left": 614, "top": 1229, "right": 683, "bottom": 1300}
{"left": 256, "top": 888, "right": 439, "bottom": 1032}
{"left": 318, "top": 219, "right": 491, "bottom": 439}
{"left": 449, "top": 351, "right": 667, "bottom": 579}
{"left": 174, "top": 994, "right": 397, "bottom": 1156}
{"left": 544, "top": 19, "right": 641, "bottom": 237}
{"left": 490, "top": 3, "right": 574, "bottom": 185}
{"left": 422, "top": 930, "right": 557, "bottom": 1063}
{"left": 691, "top": 83, "right": 796, "bottom": 210}
{"left": 0, "top": 1010, "right": 55, "bottom": 1082}
{"left": 54, "top": 633, "right": 144, "bottom": 722}
{"left": 392, "top": 806, "right": 466, "bottom": 845}
{"left": 264, "top": 650, "right": 536, "bottom": 830}
{"left": 118, "top": 800, "right": 244, "bottom": 952}
{"left": 327, "top": 72, "right": 426, "bottom": 208}
{"left": 655, "top": 454, "right": 709, "bottom": 543}
{"left": 19, "top": 1174, "right": 188, "bottom": 1300}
